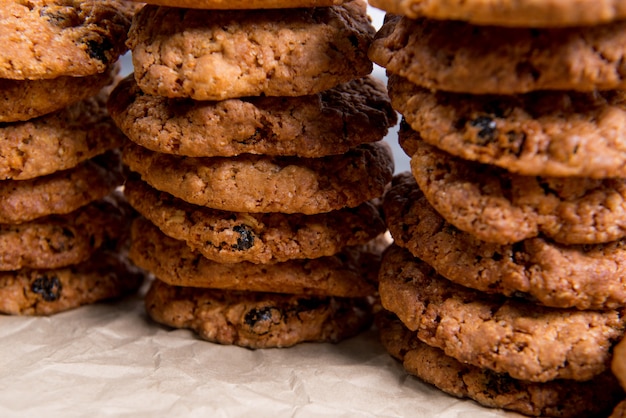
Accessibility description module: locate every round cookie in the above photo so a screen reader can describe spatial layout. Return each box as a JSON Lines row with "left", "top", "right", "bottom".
{"left": 613, "top": 335, "right": 626, "bottom": 391}
{"left": 407, "top": 132, "right": 626, "bottom": 245}
{"left": 0, "top": 199, "right": 127, "bottom": 271}
{"left": 383, "top": 172, "right": 626, "bottom": 310}
{"left": 378, "top": 244, "right": 626, "bottom": 383}
{"left": 368, "top": 0, "right": 626, "bottom": 27}
{"left": 0, "top": 89, "right": 125, "bottom": 180}
{"left": 145, "top": 278, "right": 372, "bottom": 348}
{"left": 0, "top": 1, "right": 134, "bottom": 80}
{"left": 124, "top": 176, "right": 386, "bottom": 264}
{"left": 0, "top": 153, "right": 123, "bottom": 224}
{"left": 369, "top": 15, "right": 626, "bottom": 94}
{"left": 108, "top": 74, "right": 397, "bottom": 158}
{"left": 0, "top": 250, "right": 144, "bottom": 316}
{"left": 391, "top": 76, "right": 626, "bottom": 179}
{"left": 0, "top": 68, "right": 116, "bottom": 123}
{"left": 123, "top": 141, "right": 393, "bottom": 215}
{"left": 130, "top": 0, "right": 346, "bottom": 8}
{"left": 130, "top": 217, "right": 382, "bottom": 297}
{"left": 377, "top": 312, "right": 625, "bottom": 418}
{"left": 128, "top": 1, "right": 374, "bottom": 100}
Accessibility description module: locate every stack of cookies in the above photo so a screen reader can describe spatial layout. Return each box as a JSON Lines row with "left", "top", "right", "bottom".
{"left": 368, "top": 1, "right": 626, "bottom": 416}
{"left": 0, "top": 1, "right": 145, "bottom": 316}
{"left": 108, "top": 0, "right": 397, "bottom": 348}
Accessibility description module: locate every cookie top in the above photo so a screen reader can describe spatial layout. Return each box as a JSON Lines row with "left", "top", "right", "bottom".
{"left": 383, "top": 172, "right": 626, "bottom": 310}
{"left": 378, "top": 244, "right": 626, "bottom": 382}
{"left": 130, "top": 0, "right": 346, "bottom": 8}
{"left": 145, "top": 278, "right": 372, "bottom": 348}
{"left": 377, "top": 312, "right": 625, "bottom": 418}
{"left": 408, "top": 133, "right": 626, "bottom": 245}
{"left": 130, "top": 217, "right": 383, "bottom": 297}
{"left": 369, "top": 15, "right": 626, "bottom": 94}
{"left": 0, "top": 153, "right": 123, "bottom": 224}
{"left": 0, "top": 1, "right": 134, "bottom": 80}
{"left": 123, "top": 141, "right": 393, "bottom": 215}
{"left": 391, "top": 76, "right": 626, "bottom": 179}
{"left": 124, "top": 176, "right": 386, "bottom": 264}
{"left": 0, "top": 89, "right": 125, "bottom": 181}
{"left": 0, "top": 67, "right": 116, "bottom": 123}
{"left": 0, "top": 249, "right": 144, "bottom": 316}
{"left": 128, "top": 1, "right": 374, "bottom": 100}
{"left": 368, "top": 0, "right": 626, "bottom": 27}
{"left": 108, "top": 74, "right": 397, "bottom": 158}
{"left": 0, "top": 199, "right": 126, "bottom": 271}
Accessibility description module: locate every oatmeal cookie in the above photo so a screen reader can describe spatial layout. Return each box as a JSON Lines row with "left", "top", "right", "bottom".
{"left": 383, "top": 173, "right": 626, "bottom": 310}
{"left": 123, "top": 141, "right": 393, "bottom": 215}
{"left": 108, "top": 74, "right": 396, "bottom": 157}
{"left": 145, "top": 278, "right": 373, "bottom": 348}
{"left": 129, "top": 0, "right": 346, "bottom": 8}
{"left": 369, "top": 15, "right": 626, "bottom": 94}
{"left": 128, "top": 1, "right": 374, "bottom": 100}
{"left": 0, "top": 0, "right": 134, "bottom": 79}
{"left": 378, "top": 244, "right": 626, "bottom": 382}
{"left": 377, "top": 312, "right": 624, "bottom": 418}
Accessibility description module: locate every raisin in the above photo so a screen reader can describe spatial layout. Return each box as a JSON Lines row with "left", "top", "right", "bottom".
{"left": 40, "top": 7, "right": 79, "bottom": 29}
{"left": 244, "top": 306, "right": 281, "bottom": 335}
{"left": 232, "top": 225, "right": 255, "bottom": 251}
{"left": 85, "top": 38, "right": 113, "bottom": 64}
{"left": 469, "top": 116, "right": 497, "bottom": 142}
{"left": 31, "top": 276, "right": 62, "bottom": 302}
{"left": 483, "top": 369, "right": 518, "bottom": 394}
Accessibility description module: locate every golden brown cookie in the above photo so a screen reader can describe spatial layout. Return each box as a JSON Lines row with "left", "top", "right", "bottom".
{"left": 0, "top": 153, "right": 123, "bottom": 224}
{"left": 390, "top": 75, "right": 626, "bottom": 179}
{"left": 0, "top": 90, "right": 125, "bottom": 180}
{"left": 613, "top": 336, "right": 626, "bottom": 391}
{"left": 369, "top": 15, "right": 626, "bottom": 94}
{"left": 124, "top": 176, "right": 386, "bottom": 264}
{"left": 123, "top": 141, "right": 393, "bottom": 215}
{"left": 368, "top": 0, "right": 626, "bottom": 27}
{"left": 0, "top": 199, "right": 127, "bottom": 271}
{"left": 383, "top": 172, "right": 626, "bottom": 310}
{"left": 0, "top": 1, "right": 134, "bottom": 79}
{"left": 407, "top": 132, "right": 626, "bottom": 245}
{"left": 377, "top": 312, "right": 624, "bottom": 418}
{"left": 0, "top": 67, "right": 117, "bottom": 123}
{"left": 128, "top": 1, "right": 374, "bottom": 100}
{"left": 0, "top": 249, "right": 144, "bottom": 315}
{"left": 378, "top": 244, "right": 626, "bottom": 383}
{"left": 145, "top": 278, "right": 373, "bottom": 348}
{"left": 107, "top": 74, "right": 396, "bottom": 157}
{"left": 129, "top": 216, "right": 382, "bottom": 297}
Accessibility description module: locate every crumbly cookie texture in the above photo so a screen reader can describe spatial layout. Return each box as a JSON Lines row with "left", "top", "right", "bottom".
{"left": 0, "top": 153, "right": 123, "bottom": 224}
{"left": 130, "top": 217, "right": 382, "bottom": 297}
{"left": 129, "top": 0, "right": 346, "bottom": 8}
{"left": 0, "top": 0, "right": 134, "bottom": 79}
{"left": 108, "top": 74, "right": 396, "bottom": 158}
{"left": 128, "top": 1, "right": 374, "bottom": 100}
{"left": 378, "top": 244, "right": 626, "bottom": 383}
{"left": 368, "top": 0, "right": 626, "bottom": 27}
{"left": 383, "top": 172, "right": 626, "bottom": 310}
{"left": 0, "top": 89, "right": 125, "bottom": 181}
{"left": 407, "top": 133, "right": 626, "bottom": 245}
{"left": 0, "top": 250, "right": 144, "bottom": 316}
{"left": 0, "top": 67, "right": 116, "bottom": 123}
{"left": 0, "top": 199, "right": 126, "bottom": 271}
{"left": 145, "top": 279, "right": 373, "bottom": 348}
{"left": 123, "top": 141, "right": 393, "bottom": 215}
{"left": 390, "top": 75, "right": 626, "bottom": 179}
{"left": 377, "top": 312, "right": 625, "bottom": 418}
{"left": 369, "top": 15, "right": 626, "bottom": 94}
{"left": 124, "top": 176, "right": 385, "bottom": 264}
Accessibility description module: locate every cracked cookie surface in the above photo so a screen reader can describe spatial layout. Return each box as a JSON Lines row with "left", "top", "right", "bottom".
{"left": 108, "top": 74, "right": 396, "bottom": 157}
{"left": 128, "top": 1, "right": 374, "bottom": 100}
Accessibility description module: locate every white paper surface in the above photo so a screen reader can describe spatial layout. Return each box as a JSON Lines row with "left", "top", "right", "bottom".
{"left": 0, "top": 290, "right": 521, "bottom": 417}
